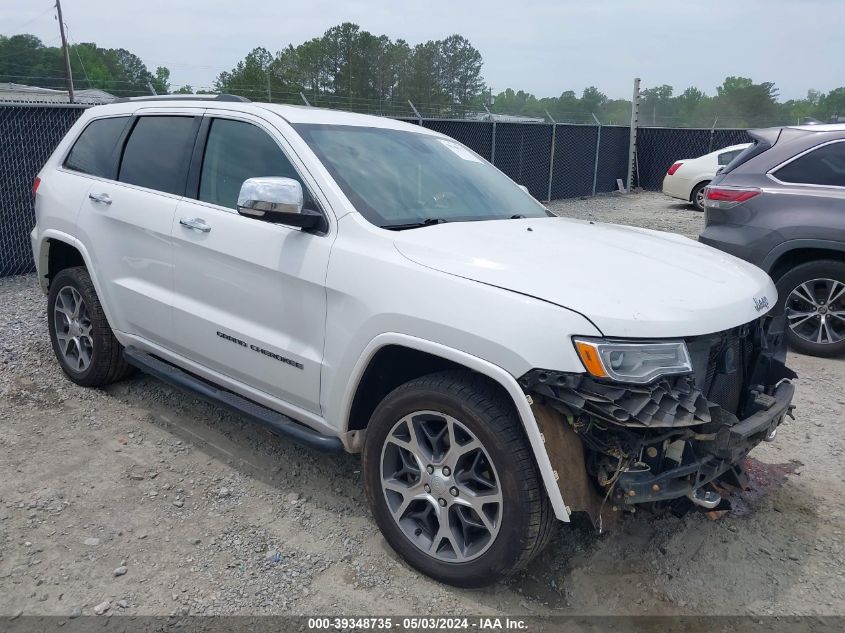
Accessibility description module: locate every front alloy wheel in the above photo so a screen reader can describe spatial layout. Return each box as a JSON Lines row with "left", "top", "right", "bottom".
{"left": 380, "top": 411, "right": 502, "bottom": 562}
{"left": 363, "top": 371, "right": 556, "bottom": 587}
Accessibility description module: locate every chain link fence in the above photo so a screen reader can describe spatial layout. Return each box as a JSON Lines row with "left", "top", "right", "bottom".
{"left": 1, "top": 102, "right": 754, "bottom": 277}
{"left": 635, "top": 126, "right": 753, "bottom": 190}
{"left": 1, "top": 104, "right": 85, "bottom": 276}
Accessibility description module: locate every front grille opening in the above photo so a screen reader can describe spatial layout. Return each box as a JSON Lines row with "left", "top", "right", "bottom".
{"left": 688, "top": 320, "right": 760, "bottom": 416}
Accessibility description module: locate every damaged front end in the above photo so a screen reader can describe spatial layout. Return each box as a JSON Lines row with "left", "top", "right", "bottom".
{"left": 522, "top": 314, "right": 797, "bottom": 528}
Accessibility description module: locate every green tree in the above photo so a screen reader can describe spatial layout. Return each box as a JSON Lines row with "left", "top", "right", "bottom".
{"left": 438, "top": 34, "right": 485, "bottom": 105}
{"left": 714, "top": 76, "right": 780, "bottom": 126}
{"left": 640, "top": 84, "right": 673, "bottom": 125}
{"left": 150, "top": 66, "right": 170, "bottom": 94}
{"left": 213, "top": 23, "right": 486, "bottom": 115}
{"left": 0, "top": 34, "right": 169, "bottom": 97}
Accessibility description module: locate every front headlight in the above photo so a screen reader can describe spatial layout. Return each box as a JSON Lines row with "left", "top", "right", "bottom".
{"left": 572, "top": 337, "right": 692, "bottom": 384}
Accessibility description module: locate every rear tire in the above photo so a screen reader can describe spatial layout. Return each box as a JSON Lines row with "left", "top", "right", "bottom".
{"left": 691, "top": 181, "right": 710, "bottom": 211}
{"left": 362, "top": 370, "right": 556, "bottom": 587}
{"left": 775, "top": 260, "right": 845, "bottom": 357}
{"left": 47, "top": 266, "right": 136, "bottom": 387}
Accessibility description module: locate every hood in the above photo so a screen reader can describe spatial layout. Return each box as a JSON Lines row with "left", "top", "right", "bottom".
{"left": 393, "top": 217, "right": 776, "bottom": 338}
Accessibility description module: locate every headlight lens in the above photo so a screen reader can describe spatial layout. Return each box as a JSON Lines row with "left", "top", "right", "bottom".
{"left": 573, "top": 337, "right": 692, "bottom": 384}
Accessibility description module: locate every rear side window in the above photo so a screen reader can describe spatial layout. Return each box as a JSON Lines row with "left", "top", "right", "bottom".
{"left": 717, "top": 149, "right": 742, "bottom": 166}
{"left": 774, "top": 142, "right": 845, "bottom": 187}
{"left": 119, "top": 116, "right": 198, "bottom": 195}
{"left": 64, "top": 116, "right": 129, "bottom": 179}
{"left": 198, "top": 118, "right": 311, "bottom": 210}
{"left": 722, "top": 141, "right": 767, "bottom": 175}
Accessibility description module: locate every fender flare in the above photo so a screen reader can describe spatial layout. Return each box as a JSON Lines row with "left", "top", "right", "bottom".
{"left": 761, "top": 239, "right": 845, "bottom": 274}
{"left": 36, "top": 230, "right": 117, "bottom": 329}
{"left": 341, "top": 332, "right": 571, "bottom": 521}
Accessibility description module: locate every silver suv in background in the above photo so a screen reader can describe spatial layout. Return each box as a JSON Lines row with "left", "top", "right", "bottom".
{"left": 700, "top": 124, "right": 845, "bottom": 357}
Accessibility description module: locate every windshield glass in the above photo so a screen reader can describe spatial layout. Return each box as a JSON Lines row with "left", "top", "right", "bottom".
{"left": 293, "top": 123, "right": 547, "bottom": 228}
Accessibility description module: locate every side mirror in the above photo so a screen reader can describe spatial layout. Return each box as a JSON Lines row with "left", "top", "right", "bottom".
{"left": 517, "top": 184, "right": 530, "bottom": 195}
{"left": 237, "top": 177, "right": 324, "bottom": 230}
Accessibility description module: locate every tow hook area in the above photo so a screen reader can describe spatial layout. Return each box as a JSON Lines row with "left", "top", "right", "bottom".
{"left": 686, "top": 487, "right": 722, "bottom": 509}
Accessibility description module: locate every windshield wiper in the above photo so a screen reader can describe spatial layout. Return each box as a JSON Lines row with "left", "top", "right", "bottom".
{"left": 381, "top": 218, "right": 450, "bottom": 231}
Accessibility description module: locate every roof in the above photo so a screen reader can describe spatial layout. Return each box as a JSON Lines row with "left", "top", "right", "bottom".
{"left": 785, "top": 123, "right": 845, "bottom": 132}
{"left": 468, "top": 112, "right": 546, "bottom": 123}
{"left": 81, "top": 98, "right": 439, "bottom": 134}
{"left": 0, "top": 83, "right": 116, "bottom": 105}
{"left": 710, "top": 143, "right": 752, "bottom": 154}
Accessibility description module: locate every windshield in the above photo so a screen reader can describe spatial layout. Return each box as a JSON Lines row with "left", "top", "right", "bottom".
{"left": 293, "top": 123, "right": 548, "bottom": 228}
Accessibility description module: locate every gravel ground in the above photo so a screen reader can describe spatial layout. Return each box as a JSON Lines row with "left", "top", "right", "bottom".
{"left": 1, "top": 191, "right": 844, "bottom": 618}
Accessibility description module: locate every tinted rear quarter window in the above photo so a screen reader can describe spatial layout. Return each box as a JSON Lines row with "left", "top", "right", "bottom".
{"left": 721, "top": 142, "right": 767, "bottom": 175}
{"left": 717, "top": 149, "right": 742, "bottom": 166}
{"left": 64, "top": 116, "right": 130, "bottom": 178}
{"left": 775, "top": 141, "right": 845, "bottom": 186}
{"left": 119, "top": 116, "right": 198, "bottom": 195}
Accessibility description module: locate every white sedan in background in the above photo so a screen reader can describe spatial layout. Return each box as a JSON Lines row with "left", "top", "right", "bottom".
{"left": 662, "top": 143, "right": 751, "bottom": 210}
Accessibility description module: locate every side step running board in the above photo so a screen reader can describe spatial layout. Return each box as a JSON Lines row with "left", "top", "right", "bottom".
{"left": 123, "top": 347, "right": 344, "bottom": 454}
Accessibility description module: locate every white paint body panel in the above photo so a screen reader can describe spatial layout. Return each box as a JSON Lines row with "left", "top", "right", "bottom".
{"left": 662, "top": 143, "right": 751, "bottom": 201}
{"left": 31, "top": 101, "right": 774, "bottom": 522}
{"left": 392, "top": 216, "right": 776, "bottom": 338}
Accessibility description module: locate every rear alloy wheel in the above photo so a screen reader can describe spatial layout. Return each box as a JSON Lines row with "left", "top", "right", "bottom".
{"left": 776, "top": 260, "right": 845, "bottom": 357}
{"left": 691, "top": 181, "right": 710, "bottom": 211}
{"left": 48, "top": 266, "right": 136, "bottom": 386}
{"left": 363, "top": 371, "right": 556, "bottom": 587}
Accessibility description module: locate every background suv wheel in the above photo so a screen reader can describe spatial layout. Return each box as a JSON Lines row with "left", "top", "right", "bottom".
{"left": 47, "top": 266, "right": 136, "bottom": 387}
{"left": 776, "top": 260, "right": 845, "bottom": 357}
{"left": 362, "top": 370, "right": 556, "bottom": 587}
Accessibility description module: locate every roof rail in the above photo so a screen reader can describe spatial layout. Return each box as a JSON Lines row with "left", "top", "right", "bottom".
{"left": 113, "top": 94, "right": 250, "bottom": 103}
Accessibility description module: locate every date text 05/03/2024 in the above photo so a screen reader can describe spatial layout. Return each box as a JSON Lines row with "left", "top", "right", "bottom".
{"left": 306, "top": 617, "right": 527, "bottom": 630}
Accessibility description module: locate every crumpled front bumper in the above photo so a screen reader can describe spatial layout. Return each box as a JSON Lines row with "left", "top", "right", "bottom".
{"left": 521, "top": 314, "right": 797, "bottom": 519}
{"left": 616, "top": 380, "right": 795, "bottom": 504}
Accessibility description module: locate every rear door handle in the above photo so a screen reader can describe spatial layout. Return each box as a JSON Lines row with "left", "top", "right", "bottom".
{"left": 88, "top": 192, "right": 112, "bottom": 205}
{"left": 179, "top": 217, "right": 211, "bottom": 233}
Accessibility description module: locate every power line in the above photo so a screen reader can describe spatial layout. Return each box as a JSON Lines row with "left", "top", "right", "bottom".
{"left": 64, "top": 24, "right": 90, "bottom": 87}
{"left": 3, "top": 3, "right": 55, "bottom": 34}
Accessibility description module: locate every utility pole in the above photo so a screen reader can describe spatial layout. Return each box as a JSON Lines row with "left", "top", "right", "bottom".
{"left": 626, "top": 77, "right": 640, "bottom": 193}
{"left": 55, "top": 0, "right": 74, "bottom": 103}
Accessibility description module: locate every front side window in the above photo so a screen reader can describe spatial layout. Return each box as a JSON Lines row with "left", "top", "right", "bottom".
{"left": 774, "top": 141, "right": 845, "bottom": 187}
{"left": 199, "top": 118, "right": 311, "bottom": 210}
{"left": 118, "top": 116, "right": 198, "bottom": 195}
{"left": 64, "top": 116, "right": 130, "bottom": 179}
{"left": 293, "top": 124, "right": 547, "bottom": 228}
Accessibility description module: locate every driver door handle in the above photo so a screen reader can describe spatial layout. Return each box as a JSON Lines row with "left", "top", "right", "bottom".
{"left": 179, "top": 217, "right": 211, "bottom": 233}
{"left": 88, "top": 192, "right": 112, "bottom": 205}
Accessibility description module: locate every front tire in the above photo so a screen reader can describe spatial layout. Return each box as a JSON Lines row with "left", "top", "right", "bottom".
{"left": 47, "top": 266, "right": 136, "bottom": 387}
{"left": 776, "top": 260, "right": 845, "bottom": 357}
{"left": 362, "top": 371, "right": 556, "bottom": 587}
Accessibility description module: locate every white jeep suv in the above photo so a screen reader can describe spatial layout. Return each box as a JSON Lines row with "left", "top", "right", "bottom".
{"left": 31, "top": 95, "right": 796, "bottom": 587}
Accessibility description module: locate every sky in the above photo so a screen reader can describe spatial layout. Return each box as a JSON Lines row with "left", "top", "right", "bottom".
{"left": 2, "top": 0, "right": 843, "bottom": 101}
